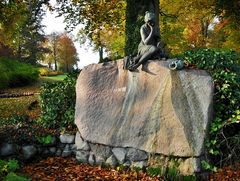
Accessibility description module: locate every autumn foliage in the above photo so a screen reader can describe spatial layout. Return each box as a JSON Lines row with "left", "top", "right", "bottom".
{"left": 21, "top": 157, "right": 159, "bottom": 181}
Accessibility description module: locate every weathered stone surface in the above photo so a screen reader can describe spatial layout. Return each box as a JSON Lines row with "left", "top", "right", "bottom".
{"left": 60, "top": 134, "right": 75, "bottom": 144}
{"left": 49, "top": 147, "right": 57, "bottom": 154}
{"left": 106, "top": 155, "right": 118, "bottom": 167}
{"left": 126, "top": 148, "right": 148, "bottom": 162}
{"left": 132, "top": 161, "right": 148, "bottom": 169}
{"left": 89, "top": 153, "right": 95, "bottom": 166}
{"left": 89, "top": 143, "right": 111, "bottom": 160}
{"left": 112, "top": 148, "right": 127, "bottom": 164}
{"left": 75, "top": 132, "right": 90, "bottom": 151}
{"left": 95, "top": 156, "right": 105, "bottom": 165}
{"left": 178, "top": 158, "right": 201, "bottom": 175}
{"left": 62, "top": 144, "right": 72, "bottom": 157}
{"left": 0, "top": 143, "right": 15, "bottom": 156}
{"left": 75, "top": 59, "right": 213, "bottom": 158}
{"left": 56, "top": 149, "right": 62, "bottom": 156}
{"left": 22, "top": 145, "right": 37, "bottom": 160}
{"left": 76, "top": 150, "right": 89, "bottom": 163}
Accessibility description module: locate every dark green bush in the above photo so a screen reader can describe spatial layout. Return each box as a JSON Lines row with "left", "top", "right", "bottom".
{"left": 3, "top": 172, "right": 30, "bottom": 181}
{"left": 182, "top": 48, "right": 240, "bottom": 168}
{"left": 39, "top": 73, "right": 78, "bottom": 130}
{"left": 0, "top": 57, "right": 39, "bottom": 89}
{"left": 0, "top": 159, "right": 29, "bottom": 181}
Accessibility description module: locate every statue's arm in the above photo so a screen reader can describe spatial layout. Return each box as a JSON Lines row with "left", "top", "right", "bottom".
{"left": 140, "top": 25, "right": 154, "bottom": 45}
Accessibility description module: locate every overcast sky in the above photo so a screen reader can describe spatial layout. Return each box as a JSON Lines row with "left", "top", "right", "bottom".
{"left": 41, "top": 2, "right": 99, "bottom": 69}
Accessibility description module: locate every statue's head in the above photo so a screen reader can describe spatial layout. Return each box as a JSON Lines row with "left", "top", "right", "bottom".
{"left": 144, "top": 11, "right": 156, "bottom": 26}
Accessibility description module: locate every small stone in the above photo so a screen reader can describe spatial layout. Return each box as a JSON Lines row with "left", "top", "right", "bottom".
{"left": 88, "top": 153, "right": 95, "bottom": 166}
{"left": 95, "top": 156, "right": 105, "bottom": 165}
{"left": 112, "top": 148, "right": 127, "bottom": 164}
{"left": 58, "top": 143, "right": 66, "bottom": 149}
{"left": 106, "top": 155, "right": 118, "bottom": 167}
{"left": 60, "top": 134, "right": 75, "bottom": 144}
{"left": 89, "top": 143, "right": 111, "bottom": 160}
{"left": 0, "top": 143, "right": 15, "bottom": 156}
{"left": 70, "top": 144, "right": 77, "bottom": 154}
{"left": 126, "top": 148, "right": 148, "bottom": 162}
{"left": 70, "top": 144, "right": 76, "bottom": 150}
{"left": 178, "top": 157, "right": 201, "bottom": 175}
{"left": 22, "top": 145, "right": 37, "bottom": 160}
{"left": 75, "top": 132, "right": 90, "bottom": 151}
{"left": 49, "top": 147, "right": 57, "bottom": 154}
{"left": 56, "top": 149, "right": 62, "bottom": 156}
{"left": 132, "top": 161, "right": 148, "bottom": 169}
{"left": 62, "top": 144, "right": 72, "bottom": 157}
{"left": 76, "top": 150, "right": 89, "bottom": 163}
{"left": 79, "top": 142, "right": 90, "bottom": 151}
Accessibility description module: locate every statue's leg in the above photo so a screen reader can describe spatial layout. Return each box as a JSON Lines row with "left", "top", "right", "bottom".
{"left": 131, "top": 46, "right": 158, "bottom": 69}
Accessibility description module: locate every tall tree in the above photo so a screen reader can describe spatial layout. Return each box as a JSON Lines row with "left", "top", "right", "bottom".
{"left": 0, "top": 0, "right": 28, "bottom": 57}
{"left": 47, "top": 32, "right": 59, "bottom": 70}
{"left": 57, "top": 33, "right": 78, "bottom": 72}
{"left": 56, "top": 0, "right": 125, "bottom": 62}
{"left": 159, "top": 0, "right": 215, "bottom": 55}
{"left": 20, "top": 0, "right": 50, "bottom": 64}
{"left": 41, "top": 33, "right": 59, "bottom": 69}
{"left": 0, "top": 0, "right": 51, "bottom": 63}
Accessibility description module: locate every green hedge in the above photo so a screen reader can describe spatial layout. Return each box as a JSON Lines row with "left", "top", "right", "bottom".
{"left": 0, "top": 57, "right": 39, "bottom": 89}
{"left": 182, "top": 48, "right": 240, "bottom": 169}
{"left": 39, "top": 73, "right": 78, "bottom": 130}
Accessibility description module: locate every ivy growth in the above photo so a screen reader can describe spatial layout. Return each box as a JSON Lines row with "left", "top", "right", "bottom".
{"left": 182, "top": 48, "right": 240, "bottom": 168}
{"left": 39, "top": 73, "right": 79, "bottom": 130}
{"left": 0, "top": 159, "right": 29, "bottom": 180}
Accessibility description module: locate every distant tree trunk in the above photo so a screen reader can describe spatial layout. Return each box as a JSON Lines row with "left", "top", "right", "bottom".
{"left": 53, "top": 41, "right": 57, "bottom": 71}
{"left": 99, "top": 46, "right": 103, "bottom": 63}
{"left": 17, "top": 40, "right": 22, "bottom": 59}
{"left": 125, "top": 0, "right": 160, "bottom": 56}
{"left": 201, "top": 19, "right": 210, "bottom": 47}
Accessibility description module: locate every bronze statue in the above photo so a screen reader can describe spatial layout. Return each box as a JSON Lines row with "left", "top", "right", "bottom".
{"left": 124, "top": 11, "right": 166, "bottom": 71}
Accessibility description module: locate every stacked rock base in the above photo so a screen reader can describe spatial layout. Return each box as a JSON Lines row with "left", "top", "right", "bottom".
{"left": 75, "top": 132, "right": 203, "bottom": 176}
{"left": 0, "top": 134, "right": 76, "bottom": 161}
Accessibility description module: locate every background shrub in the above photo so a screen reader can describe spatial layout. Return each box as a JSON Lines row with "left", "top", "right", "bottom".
{"left": 182, "top": 48, "right": 240, "bottom": 168}
{"left": 0, "top": 159, "right": 29, "bottom": 180}
{"left": 0, "top": 57, "right": 39, "bottom": 89}
{"left": 39, "top": 67, "right": 63, "bottom": 76}
{"left": 39, "top": 72, "right": 78, "bottom": 130}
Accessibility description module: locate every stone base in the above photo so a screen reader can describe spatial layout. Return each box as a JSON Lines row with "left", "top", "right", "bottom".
{"left": 75, "top": 132, "right": 204, "bottom": 176}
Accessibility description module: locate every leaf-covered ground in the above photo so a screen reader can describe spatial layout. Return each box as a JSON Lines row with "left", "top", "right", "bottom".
{"left": 209, "top": 163, "right": 240, "bottom": 180}
{"left": 19, "top": 157, "right": 240, "bottom": 181}
{"left": 20, "top": 157, "right": 159, "bottom": 181}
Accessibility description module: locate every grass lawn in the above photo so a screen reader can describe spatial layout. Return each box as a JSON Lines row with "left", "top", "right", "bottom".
{"left": 0, "top": 75, "right": 67, "bottom": 122}
{"left": 41, "top": 74, "right": 67, "bottom": 81}
{"left": 0, "top": 95, "right": 40, "bottom": 121}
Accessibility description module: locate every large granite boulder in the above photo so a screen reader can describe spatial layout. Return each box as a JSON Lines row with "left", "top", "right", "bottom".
{"left": 75, "top": 59, "right": 213, "bottom": 161}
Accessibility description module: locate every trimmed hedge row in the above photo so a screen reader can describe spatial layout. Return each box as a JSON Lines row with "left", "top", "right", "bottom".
{"left": 0, "top": 57, "right": 39, "bottom": 89}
